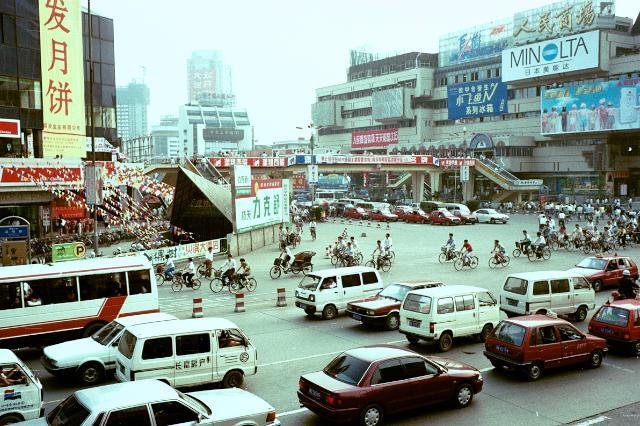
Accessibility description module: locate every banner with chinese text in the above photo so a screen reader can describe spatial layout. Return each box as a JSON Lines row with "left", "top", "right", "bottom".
{"left": 447, "top": 79, "right": 507, "bottom": 120}
{"left": 235, "top": 179, "right": 290, "bottom": 233}
{"left": 39, "top": 0, "right": 86, "bottom": 158}
{"left": 351, "top": 129, "right": 398, "bottom": 149}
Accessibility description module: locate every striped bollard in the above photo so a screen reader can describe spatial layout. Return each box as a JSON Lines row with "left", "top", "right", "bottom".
{"left": 192, "top": 297, "right": 203, "bottom": 318}
{"left": 276, "top": 288, "right": 287, "bottom": 307}
{"left": 234, "top": 293, "right": 245, "bottom": 313}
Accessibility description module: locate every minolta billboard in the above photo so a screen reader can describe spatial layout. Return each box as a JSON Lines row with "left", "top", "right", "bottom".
{"left": 501, "top": 30, "right": 600, "bottom": 82}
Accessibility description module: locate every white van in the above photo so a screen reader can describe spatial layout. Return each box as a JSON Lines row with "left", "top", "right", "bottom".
{"left": 294, "top": 266, "right": 384, "bottom": 320}
{"left": 115, "top": 318, "right": 257, "bottom": 389}
{"left": 399, "top": 285, "right": 500, "bottom": 352}
{"left": 41, "top": 312, "right": 178, "bottom": 385}
{"left": 500, "top": 271, "right": 595, "bottom": 321}
{"left": 0, "top": 349, "right": 43, "bottom": 424}
{"left": 443, "top": 203, "right": 472, "bottom": 215}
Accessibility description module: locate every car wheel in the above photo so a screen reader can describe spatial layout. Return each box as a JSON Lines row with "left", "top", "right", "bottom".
{"left": 489, "top": 218, "right": 495, "bottom": 224}
{"left": 0, "top": 414, "right": 23, "bottom": 424}
{"left": 438, "top": 332, "right": 453, "bottom": 352}
{"left": 77, "top": 362, "right": 104, "bottom": 386}
{"left": 574, "top": 306, "right": 588, "bottom": 322}
{"left": 479, "top": 323, "right": 493, "bottom": 342}
{"left": 526, "top": 362, "right": 543, "bottom": 381}
{"left": 322, "top": 304, "right": 338, "bottom": 320}
{"left": 406, "top": 334, "right": 420, "bottom": 344}
{"left": 360, "top": 404, "right": 384, "bottom": 426}
{"left": 592, "top": 280, "right": 603, "bottom": 292}
{"left": 385, "top": 313, "right": 400, "bottom": 330}
{"left": 632, "top": 341, "right": 640, "bottom": 357}
{"left": 304, "top": 307, "right": 315, "bottom": 317}
{"left": 587, "top": 349, "right": 603, "bottom": 369}
{"left": 453, "top": 383, "right": 474, "bottom": 408}
{"left": 222, "top": 370, "right": 244, "bottom": 388}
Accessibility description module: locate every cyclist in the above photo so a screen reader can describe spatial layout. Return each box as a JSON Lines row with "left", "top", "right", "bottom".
{"left": 344, "top": 242, "right": 356, "bottom": 265}
{"left": 492, "top": 240, "right": 506, "bottom": 263}
{"left": 520, "top": 230, "right": 532, "bottom": 253}
{"left": 309, "top": 220, "right": 317, "bottom": 240}
{"left": 571, "top": 224, "right": 583, "bottom": 244}
{"left": 335, "top": 236, "right": 347, "bottom": 256}
{"left": 278, "top": 225, "right": 286, "bottom": 249}
{"left": 220, "top": 254, "right": 237, "bottom": 286}
{"left": 461, "top": 239, "right": 473, "bottom": 265}
{"left": 617, "top": 225, "right": 627, "bottom": 248}
{"left": 236, "top": 258, "right": 252, "bottom": 283}
{"left": 372, "top": 240, "right": 387, "bottom": 270}
{"left": 443, "top": 233, "right": 456, "bottom": 260}
{"left": 182, "top": 258, "right": 196, "bottom": 287}
{"left": 532, "top": 232, "right": 546, "bottom": 258}
{"left": 204, "top": 246, "right": 214, "bottom": 277}
{"left": 164, "top": 255, "right": 175, "bottom": 280}
{"left": 382, "top": 233, "right": 393, "bottom": 254}
{"left": 280, "top": 245, "right": 293, "bottom": 272}
{"left": 350, "top": 236, "right": 360, "bottom": 257}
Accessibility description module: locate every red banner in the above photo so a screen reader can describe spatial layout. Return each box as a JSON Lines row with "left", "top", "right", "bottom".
{"left": 208, "top": 157, "right": 287, "bottom": 168}
{"left": 292, "top": 174, "right": 306, "bottom": 190}
{"left": 351, "top": 128, "right": 398, "bottom": 149}
{"left": 0, "top": 165, "right": 82, "bottom": 185}
{"left": 0, "top": 119, "right": 20, "bottom": 138}
{"left": 52, "top": 206, "right": 86, "bottom": 219}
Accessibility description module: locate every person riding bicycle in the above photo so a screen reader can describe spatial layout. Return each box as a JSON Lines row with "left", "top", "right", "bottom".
{"left": 204, "top": 246, "right": 214, "bottom": 277}
{"left": 350, "top": 236, "right": 360, "bottom": 256}
{"left": 335, "top": 236, "right": 347, "bottom": 256}
{"left": 280, "top": 245, "right": 293, "bottom": 271}
{"left": 443, "top": 233, "right": 456, "bottom": 260}
{"left": 220, "top": 254, "right": 237, "bottom": 286}
{"left": 492, "top": 240, "right": 505, "bottom": 263}
{"left": 236, "top": 258, "right": 251, "bottom": 283}
{"left": 372, "top": 240, "right": 387, "bottom": 270}
{"left": 344, "top": 242, "right": 356, "bottom": 265}
{"left": 182, "top": 258, "right": 196, "bottom": 287}
{"left": 278, "top": 225, "right": 286, "bottom": 249}
{"left": 309, "top": 220, "right": 317, "bottom": 239}
{"left": 520, "top": 230, "right": 532, "bottom": 253}
{"left": 461, "top": 240, "right": 473, "bottom": 265}
{"left": 164, "top": 255, "right": 175, "bottom": 279}
{"left": 617, "top": 225, "right": 627, "bottom": 248}
{"left": 532, "top": 232, "right": 546, "bottom": 258}
{"left": 571, "top": 224, "right": 583, "bottom": 244}
{"left": 382, "top": 233, "right": 393, "bottom": 254}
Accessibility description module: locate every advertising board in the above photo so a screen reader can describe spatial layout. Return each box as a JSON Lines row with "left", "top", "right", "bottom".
{"left": 234, "top": 179, "right": 290, "bottom": 233}
{"left": 447, "top": 79, "right": 508, "bottom": 120}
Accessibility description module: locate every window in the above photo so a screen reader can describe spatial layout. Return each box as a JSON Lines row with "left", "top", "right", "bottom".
{"left": 478, "top": 292, "right": 496, "bottom": 306}
{"left": 46, "top": 395, "right": 90, "bottom": 426}
{"left": 141, "top": 337, "right": 172, "bottom": 360}
{"left": 362, "top": 272, "right": 378, "bottom": 285}
{"left": 0, "top": 282, "right": 20, "bottom": 310}
{"left": 550, "top": 279, "right": 570, "bottom": 294}
{"left": 558, "top": 325, "right": 583, "bottom": 341}
{"left": 218, "top": 329, "right": 245, "bottom": 349}
{"left": 128, "top": 269, "right": 151, "bottom": 295}
{"left": 593, "top": 306, "right": 629, "bottom": 327}
{"left": 454, "top": 295, "right": 474, "bottom": 311}
{"left": 1, "top": 14, "right": 16, "bottom": 45}
{"left": 105, "top": 406, "right": 151, "bottom": 426}
{"left": 572, "top": 277, "right": 590, "bottom": 290}
{"left": 151, "top": 401, "right": 199, "bottom": 426}
{"left": 634, "top": 310, "right": 640, "bottom": 326}
{"left": 176, "top": 333, "right": 210, "bottom": 356}
{"left": 503, "top": 277, "right": 527, "bottom": 295}
{"left": 487, "top": 69, "right": 492, "bottom": 79}
{"left": 79, "top": 273, "right": 126, "bottom": 300}
{"left": 118, "top": 331, "right": 137, "bottom": 359}
{"left": 403, "top": 294, "right": 431, "bottom": 314}
{"left": 437, "top": 297, "right": 454, "bottom": 314}
{"left": 533, "top": 281, "right": 549, "bottom": 295}
{"left": 341, "top": 274, "right": 361, "bottom": 288}
{"left": 402, "top": 357, "right": 437, "bottom": 378}
{"left": 537, "top": 326, "right": 557, "bottom": 344}
{"left": 0, "top": 75, "right": 18, "bottom": 107}
{"left": 370, "top": 359, "right": 404, "bottom": 385}
{"left": 492, "top": 322, "right": 526, "bottom": 346}
{"left": 18, "top": 278, "right": 78, "bottom": 307}
{"left": 19, "top": 79, "right": 41, "bottom": 109}
{"left": 324, "top": 354, "right": 370, "bottom": 385}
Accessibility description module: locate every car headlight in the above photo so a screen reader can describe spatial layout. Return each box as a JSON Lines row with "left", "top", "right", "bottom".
{"left": 309, "top": 294, "right": 315, "bottom": 302}
{"left": 366, "top": 310, "right": 375, "bottom": 316}
{"left": 295, "top": 290, "right": 299, "bottom": 297}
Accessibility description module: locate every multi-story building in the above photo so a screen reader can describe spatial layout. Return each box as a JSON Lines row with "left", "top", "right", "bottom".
{"left": 314, "top": 0, "right": 640, "bottom": 199}
{"left": 151, "top": 115, "right": 181, "bottom": 158}
{"left": 187, "top": 50, "right": 235, "bottom": 107}
{"left": 0, "top": 0, "right": 117, "bottom": 159}
{"left": 116, "top": 81, "right": 150, "bottom": 142}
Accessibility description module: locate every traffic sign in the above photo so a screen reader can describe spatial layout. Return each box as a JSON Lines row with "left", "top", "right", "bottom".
{"left": 52, "top": 242, "right": 86, "bottom": 262}
{"left": 307, "top": 165, "right": 319, "bottom": 183}
{"left": 460, "top": 165, "right": 470, "bottom": 182}
{"left": 0, "top": 225, "right": 29, "bottom": 238}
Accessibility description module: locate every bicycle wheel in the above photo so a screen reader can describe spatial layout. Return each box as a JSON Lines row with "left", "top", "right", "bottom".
{"left": 470, "top": 256, "right": 479, "bottom": 269}
{"left": 302, "top": 262, "right": 313, "bottom": 274}
{"left": 527, "top": 250, "right": 536, "bottom": 262}
{"left": 512, "top": 248, "right": 521, "bottom": 258}
{"left": 438, "top": 252, "right": 447, "bottom": 264}
{"left": 330, "top": 255, "right": 339, "bottom": 266}
{"left": 155, "top": 273, "right": 165, "bottom": 286}
{"left": 502, "top": 255, "right": 510, "bottom": 267}
{"left": 229, "top": 280, "right": 242, "bottom": 294}
{"left": 488, "top": 258, "right": 498, "bottom": 269}
{"left": 197, "top": 263, "right": 206, "bottom": 277}
{"left": 381, "top": 258, "right": 391, "bottom": 272}
{"left": 365, "top": 260, "right": 376, "bottom": 268}
{"left": 246, "top": 278, "right": 257, "bottom": 292}
{"left": 191, "top": 279, "right": 201, "bottom": 290}
{"left": 582, "top": 244, "right": 591, "bottom": 254}
{"left": 550, "top": 241, "right": 559, "bottom": 251}
{"left": 171, "top": 280, "right": 182, "bottom": 292}
{"left": 542, "top": 248, "right": 551, "bottom": 260}
{"left": 269, "top": 266, "right": 281, "bottom": 279}
{"left": 453, "top": 258, "right": 464, "bottom": 271}
{"left": 388, "top": 251, "right": 396, "bottom": 261}
{"left": 357, "top": 253, "right": 364, "bottom": 264}
{"left": 290, "top": 264, "right": 301, "bottom": 275}
{"left": 210, "top": 278, "right": 223, "bottom": 293}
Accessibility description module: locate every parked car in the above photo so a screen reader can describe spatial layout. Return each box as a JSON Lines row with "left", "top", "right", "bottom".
{"left": 346, "top": 281, "right": 443, "bottom": 330}
{"left": 403, "top": 210, "right": 430, "bottom": 224}
{"left": 369, "top": 209, "right": 399, "bottom": 222}
{"left": 392, "top": 206, "right": 413, "bottom": 220}
{"left": 566, "top": 255, "right": 639, "bottom": 292}
{"left": 473, "top": 208, "right": 509, "bottom": 224}
{"left": 23, "top": 379, "right": 279, "bottom": 426}
{"left": 344, "top": 207, "right": 369, "bottom": 220}
{"left": 588, "top": 299, "right": 640, "bottom": 356}
{"left": 298, "top": 345, "right": 483, "bottom": 426}
{"left": 451, "top": 210, "right": 478, "bottom": 224}
{"left": 484, "top": 315, "right": 607, "bottom": 381}
{"left": 428, "top": 209, "right": 461, "bottom": 225}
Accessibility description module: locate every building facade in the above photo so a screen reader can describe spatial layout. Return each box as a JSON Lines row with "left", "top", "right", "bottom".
{"left": 116, "top": 81, "right": 150, "bottom": 142}
{"left": 313, "top": 0, "right": 640, "bottom": 199}
{"left": 151, "top": 115, "right": 180, "bottom": 158}
{"left": 187, "top": 50, "right": 234, "bottom": 107}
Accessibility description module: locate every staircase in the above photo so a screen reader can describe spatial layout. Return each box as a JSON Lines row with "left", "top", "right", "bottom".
{"left": 423, "top": 181, "right": 432, "bottom": 199}
{"left": 474, "top": 157, "right": 542, "bottom": 192}
{"left": 197, "top": 159, "right": 231, "bottom": 191}
{"left": 388, "top": 172, "right": 411, "bottom": 189}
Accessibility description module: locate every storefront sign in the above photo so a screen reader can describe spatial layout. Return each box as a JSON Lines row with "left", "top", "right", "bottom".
{"left": 235, "top": 179, "right": 290, "bottom": 233}
{"left": 351, "top": 129, "right": 398, "bottom": 149}
{"left": 316, "top": 155, "right": 438, "bottom": 166}
{"left": 502, "top": 30, "right": 600, "bottom": 82}
{"left": 0, "top": 119, "right": 20, "bottom": 138}
{"left": 52, "top": 205, "right": 86, "bottom": 219}
{"left": 0, "top": 225, "right": 29, "bottom": 238}
{"left": 209, "top": 157, "right": 287, "bottom": 168}
{"left": 85, "top": 137, "right": 115, "bottom": 153}
{"left": 439, "top": 20, "right": 510, "bottom": 67}
{"left": 1, "top": 241, "right": 28, "bottom": 266}
{"left": 84, "top": 165, "right": 103, "bottom": 205}
{"left": 39, "top": 0, "right": 87, "bottom": 158}
{"left": 541, "top": 76, "right": 640, "bottom": 134}
{"left": 440, "top": 158, "right": 476, "bottom": 168}
{"left": 52, "top": 242, "right": 86, "bottom": 262}
{"left": 0, "top": 163, "right": 82, "bottom": 186}
{"left": 233, "top": 165, "right": 251, "bottom": 196}
{"left": 116, "top": 238, "right": 225, "bottom": 265}
{"left": 203, "top": 128, "right": 244, "bottom": 141}
{"left": 292, "top": 173, "right": 306, "bottom": 190}
{"left": 447, "top": 79, "right": 507, "bottom": 120}
{"left": 307, "top": 165, "right": 319, "bottom": 184}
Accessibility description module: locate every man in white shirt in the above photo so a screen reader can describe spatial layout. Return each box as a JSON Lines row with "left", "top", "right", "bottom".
{"left": 204, "top": 246, "right": 214, "bottom": 277}
{"left": 164, "top": 256, "right": 175, "bottom": 279}
{"left": 220, "top": 254, "right": 237, "bottom": 285}
{"left": 350, "top": 236, "right": 360, "bottom": 255}
{"left": 182, "top": 258, "right": 196, "bottom": 286}
{"left": 280, "top": 245, "right": 293, "bottom": 270}
{"left": 383, "top": 233, "right": 393, "bottom": 253}
{"left": 372, "top": 240, "right": 387, "bottom": 270}
{"left": 533, "top": 232, "right": 546, "bottom": 254}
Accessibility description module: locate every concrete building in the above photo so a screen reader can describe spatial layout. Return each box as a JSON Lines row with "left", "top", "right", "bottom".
{"left": 313, "top": 0, "right": 640, "bottom": 200}
{"left": 272, "top": 138, "right": 311, "bottom": 153}
{"left": 151, "top": 115, "right": 181, "bottom": 159}
{"left": 116, "top": 81, "right": 150, "bottom": 142}
{"left": 187, "top": 50, "right": 235, "bottom": 107}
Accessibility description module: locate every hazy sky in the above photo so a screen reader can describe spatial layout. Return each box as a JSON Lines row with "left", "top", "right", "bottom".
{"left": 90, "top": 0, "right": 639, "bottom": 145}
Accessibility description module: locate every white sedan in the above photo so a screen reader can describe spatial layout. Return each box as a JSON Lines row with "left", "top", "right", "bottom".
{"left": 473, "top": 208, "right": 509, "bottom": 224}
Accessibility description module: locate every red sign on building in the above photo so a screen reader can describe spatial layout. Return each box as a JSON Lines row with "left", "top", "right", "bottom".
{"left": 292, "top": 173, "right": 306, "bottom": 190}
{"left": 0, "top": 119, "right": 20, "bottom": 138}
{"left": 351, "top": 128, "right": 398, "bottom": 149}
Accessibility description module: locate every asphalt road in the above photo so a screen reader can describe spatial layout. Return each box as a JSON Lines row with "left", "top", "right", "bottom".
{"left": 15, "top": 213, "right": 640, "bottom": 425}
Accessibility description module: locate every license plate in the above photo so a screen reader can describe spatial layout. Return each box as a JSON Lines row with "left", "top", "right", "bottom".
{"left": 599, "top": 327, "right": 614, "bottom": 335}
{"left": 408, "top": 319, "right": 421, "bottom": 327}
{"left": 507, "top": 299, "right": 518, "bottom": 306}
{"left": 495, "top": 345, "right": 509, "bottom": 354}
{"left": 296, "top": 301, "right": 307, "bottom": 308}
{"left": 353, "top": 314, "right": 362, "bottom": 321}
{"left": 308, "top": 388, "right": 321, "bottom": 400}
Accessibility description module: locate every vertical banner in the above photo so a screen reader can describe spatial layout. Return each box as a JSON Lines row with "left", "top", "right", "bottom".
{"left": 232, "top": 165, "right": 251, "bottom": 195}
{"left": 39, "top": 0, "right": 86, "bottom": 158}
{"left": 84, "top": 165, "right": 103, "bottom": 205}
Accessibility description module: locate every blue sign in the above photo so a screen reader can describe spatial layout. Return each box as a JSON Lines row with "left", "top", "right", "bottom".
{"left": 287, "top": 155, "right": 315, "bottom": 165}
{"left": 447, "top": 79, "right": 508, "bottom": 120}
{"left": 0, "top": 225, "right": 29, "bottom": 238}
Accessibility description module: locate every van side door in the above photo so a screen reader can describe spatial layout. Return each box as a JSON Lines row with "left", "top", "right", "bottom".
{"left": 571, "top": 276, "right": 594, "bottom": 309}
{"left": 174, "top": 333, "right": 213, "bottom": 387}
{"left": 549, "top": 279, "right": 571, "bottom": 314}
{"left": 215, "top": 328, "right": 254, "bottom": 381}
{"left": 453, "top": 295, "right": 476, "bottom": 336}
{"left": 477, "top": 291, "right": 498, "bottom": 331}
{"left": 340, "top": 273, "right": 363, "bottom": 308}
{"left": 137, "top": 337, "right": 174, "bottom": 384}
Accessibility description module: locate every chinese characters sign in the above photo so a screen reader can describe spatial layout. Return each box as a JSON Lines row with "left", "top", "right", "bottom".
{"left": 292, "top": 174, "right": 306, "bottom": 190}
{"left": 438, "top": 19, "right": 510, "bottom": 67}
{"left": 541, "top": 77, "right": 640, "bottom": 135}
{"left": 502, "top": 30, "right": 599, "bottom": 82}
{"left": 39, "top": 0, "right": 86, "bottom": 158}
{"left": 316, "top": 155, "right": 438, "bottom": 166}
{"left": 234, "top": 179, "right": 290, "bottom": 233}
{"left": 233, "top": 165, "right": 251, "bottom": 196}
{"left": 0, "top": 119, "right": 20, "bottom": 138}
{"left": 351, "top": 129, "right": 398, "bottom": 149}
{"left": 209, "top": 157, "right": 287, "bottom": 168}
{"left": 513, "top": 0, "right": 612, "bottom": 45}
{"left": 447, "top": 79, "right": 507, "bottom": 120}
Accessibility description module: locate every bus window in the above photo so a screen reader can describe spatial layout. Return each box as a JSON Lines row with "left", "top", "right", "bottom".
{"left": 128, "top": 270, "right": 152, "bottom": 295}
{"left": 22, "top": 277, "right": 78, "bottom": 307}
{"left": 0, "top": 283, "right": 22, "bottom": 310}
{"left": 80, "top": 273, "right": 126, "bottom": 300}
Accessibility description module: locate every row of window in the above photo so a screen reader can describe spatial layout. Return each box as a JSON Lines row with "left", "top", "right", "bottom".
{"left": 139, "top": 329, "right": 245, "bottom": 360}
{"left": 436, "top": 67, "right": 501, "bottom": 87}
{"left": 432, "top": 111, "right": 541, "bottom": 127}
{"left": 318, "top": 80, "right": 417, "bottom": 102}
{"left": 0, "top": 75, "right": 39, "bottom": 109}
{"left": 318, "top": 121, "right": 415, "bottom": 137}
{"left": 348, "top": 61, "right": 433, "bottom": 82}
{"left": 341, "top": 107, "right": 372, "bottom": 119}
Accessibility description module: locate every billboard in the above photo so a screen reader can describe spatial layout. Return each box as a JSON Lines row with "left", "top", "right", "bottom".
{"left": 438, "top": 19, "right": 511, "bottom": 67}
{"left": 541, "top": 77, "right": 640, "bottom": 134}
{"left": 351, "top": 129, "right": 398, "bottom": 149}
{"left": 447, "top": 79, "right": 508, "bottom": 120}
{"left": 208, "top": 157, "right": 287, "bottom": 168}
{"left": 235, "top": 179, "right": 290, "bottom": 233}
{"left": 39, "top": 0, "right": 86, "bottom": 158}
{"left": 502, "top": 30, "right": 600, "bottom": 82}
{"left": 0, "top": 119, "right": 20, "bottom": 138}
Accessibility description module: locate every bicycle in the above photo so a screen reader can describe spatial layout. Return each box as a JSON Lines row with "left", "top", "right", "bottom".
{"left": 527, "top": 246, "right": 551, "bottom": 262}
{"left": 155, "top": 264, "right": 173, "bottom": 286}
{"left": 171, "top": 274, "right": 202, "bottom": 292}
{"left": 197, "top": 262, "right": 214, "bottom": 279}
{"left": 453, "top": 254, "right": 478, "bottom": 271}
{"left": 310, "top": 227, "right": 316, "bottom": 241}
{"left": 488, "top": 253, "right": 510, "bottom": 268}
{"left": 210, "top": 270, "right": 256, "bottom": 293}
{"left": 512, "top": 241, "right": 534, "bottom": 258}
{"left": 365, "top": 255, "right": 392, "bottom": 272}
{"left": 438, "top": 247, "right": 459, "bottom": 263}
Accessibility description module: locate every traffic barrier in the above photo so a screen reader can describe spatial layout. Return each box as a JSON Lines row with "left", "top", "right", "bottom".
{"left": 359, "top": 220, "right": 363, "bottom": 226}
{"left": 276, "top": 288, "right": 287, "bottom": 307}
{"left": 377, "top": 223, "right": 381, "bottom": 228}
{"left": 367, "top": 221, "right": 371, "bottom": 227}
{"left": 234, "top": 293, "right": 245, "bottom": 313}
{"left": 386, "top": 222, "right": 391, "bottom": 230}
{"left": 361, "top": 232, "right": 367, "bottom": 238}
{"left": 192, "top": 297, "right": 203, "bottom": 318}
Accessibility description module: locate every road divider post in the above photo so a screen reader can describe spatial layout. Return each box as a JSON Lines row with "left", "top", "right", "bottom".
{"left": 277, "top": 288, "right": 287, "bottom": 307}
{"left": 234, "top": 293, "right": 245, "bottom": 313}
{"left": 192, "top": 297, "right": 203, "bottom": 318}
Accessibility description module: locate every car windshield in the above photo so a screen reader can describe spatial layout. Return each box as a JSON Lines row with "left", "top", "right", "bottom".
{"left": 576, "top": 258, "right": 607, "bottom": 270}
{"left": 323, "top": 353, "right": 370, "bottom": 385}
{"left": 46, "top": 395, "right": 90, "bottom": 426}
{"left": 503, "top": 277, "right": 527, "bottom": 295}
{"left": 492, "top": 321, "right": 526, "bottom": 347}
{"left": 299, "top": 275, "right": 321, "bottom": 290}
{"left": 92, "top": 321, "right": 125, "bottom": 346}
{"left": 594, "top": 306, "right": 630, "bottom": 327}
{"left": 179, "top": 390, "right": 212, "bottom": 416}
{"left": 441, "top": 210, "right": 454, "bottom": 217}
{"left": 356, "top": 208, "right": 365, "bottom": 213}
{"left": 402, "top": 294, "right": 431, "bottom": 313}
{"left": 117, "top": 330, "right": 137, "bottom": 359}
{"left": 378, "top": 284, "right": 411, "bottom": 302}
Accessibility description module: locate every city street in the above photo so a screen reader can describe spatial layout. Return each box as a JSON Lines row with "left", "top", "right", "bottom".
{"left": 15, "top": 213, "right": 640, "bottom": 425}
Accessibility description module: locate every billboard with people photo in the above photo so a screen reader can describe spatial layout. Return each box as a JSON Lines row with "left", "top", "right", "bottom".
{"left": 540, "top": 77, "right": 640, "bottom": 135}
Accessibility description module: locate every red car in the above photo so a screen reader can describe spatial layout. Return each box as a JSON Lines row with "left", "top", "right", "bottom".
{"left": 346, "top": 281, "right": 443, "bottom": 330}
{"left": 403, "top": 210, "right": 430, "bottom": 224}
{"left": 451, "top": 210, "right": 477, "bottom": 224}
{"left": 392, "top": 207, "right": 412, "bottom": 220}
{"left": 566, "top": 255, "right": 639, "bottom": 292}
{"left": 369, "top": 209, "right": 399, "bottom": 222}
{"left": 484, "top": 315, "right": 607, "bottom": 380}
{"left": 428, "top": 209, "right": 461, "bottom": 225}
{"left": 344, "top": 207, "right": 369, "bottom": 220}
{"left": 588, "top": 299, "right": 640, "bottom": 356}
{"left": 298, "top": 345, "right": 483, "bottom": 426}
